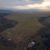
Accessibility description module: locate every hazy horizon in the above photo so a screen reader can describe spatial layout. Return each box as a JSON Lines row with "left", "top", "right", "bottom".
{"left": 0, "top": 0, "right": 50, "bottom": 12}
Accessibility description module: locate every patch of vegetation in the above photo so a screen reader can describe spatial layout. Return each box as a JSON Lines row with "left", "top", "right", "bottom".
{"left": 0, "top": 13, "right": 18, "bottom": 32}
{"left": 27, "top": 16, "right": 50, "bottom": 50}
{"left": 0, "top": 13, "right": 50, "bottom": 50}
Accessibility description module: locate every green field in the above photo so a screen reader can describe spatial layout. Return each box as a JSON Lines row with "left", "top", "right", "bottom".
{"left": 3, "top": 13, "right": 43, "bottom": 42}
{"left": 0, "top": 12, "right": 50, "bottom": 50}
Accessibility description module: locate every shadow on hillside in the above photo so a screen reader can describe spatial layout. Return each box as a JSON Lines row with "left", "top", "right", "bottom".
{"left": 36, "top": 16, "right": 50, "bottom": 50}
{"left": 27, "top": 16, "right": 50, "bottom": 50}
{"left": 0, "top": 13, "right": 18, "bottom": 32}
{"left": 0, "top": 13, "right": 18, "bottom": 50}
{"left": 0, "top": 35, "right": 16, "bottom": 50}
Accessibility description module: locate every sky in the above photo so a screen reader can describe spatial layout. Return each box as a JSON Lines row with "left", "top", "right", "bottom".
{"left": 0, "top": 0, "right": 50, "bottom": 11}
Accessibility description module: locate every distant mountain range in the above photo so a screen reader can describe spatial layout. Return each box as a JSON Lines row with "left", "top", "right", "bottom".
{"left": 0, "top": 9, "right": 50, "bottom": 13}
{"left": 0, "top": 9, "right": 14, "bottom": 13}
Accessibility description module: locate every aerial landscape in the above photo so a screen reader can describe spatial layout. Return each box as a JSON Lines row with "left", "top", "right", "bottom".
{"left": 0, "top": 11, "right": 50, "bottom": 50}
{"left": 0, "top": 0, "right": 50, "bottom": 50}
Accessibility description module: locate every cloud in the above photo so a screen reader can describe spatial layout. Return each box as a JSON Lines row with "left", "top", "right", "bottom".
{"left": 0, "top": 0, "right": 43, "bottom": 9}
{"left": 0, "top": 0, "right": 50, "bottom": 11}
{"left": 13, "top": 0, "right": 50, "bottom": 11}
